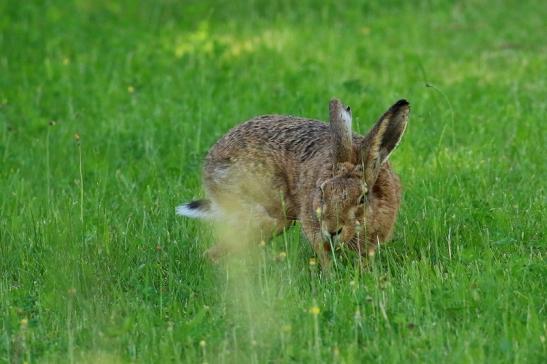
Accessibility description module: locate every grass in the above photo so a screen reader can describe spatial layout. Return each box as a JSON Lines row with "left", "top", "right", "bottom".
{"left": 1, "top": 0, "right": 545, "bottom": 362}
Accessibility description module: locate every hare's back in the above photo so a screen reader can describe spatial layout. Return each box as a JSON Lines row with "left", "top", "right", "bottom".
{"left": 207, "top": 115, "right": 331, "bottom": 163}
{"left": 203, "top": 115, "right": 330, "bottom": 202}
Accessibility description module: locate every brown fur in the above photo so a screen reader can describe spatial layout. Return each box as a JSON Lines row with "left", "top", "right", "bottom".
{"left": 184, "top": 99, "right": 409, "bottom": 271}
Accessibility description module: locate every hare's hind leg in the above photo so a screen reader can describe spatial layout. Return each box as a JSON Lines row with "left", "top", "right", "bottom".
{"left": 205, "top": 203, "right": 289, "bottom": 261}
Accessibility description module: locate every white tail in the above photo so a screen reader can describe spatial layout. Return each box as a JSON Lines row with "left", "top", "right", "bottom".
{"left": 175, "top": 199, "right": 215, "bottom": 219}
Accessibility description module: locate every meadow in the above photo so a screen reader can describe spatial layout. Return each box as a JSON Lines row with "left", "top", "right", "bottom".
{"left": 1, "top": 0, "right": 545, "bottom": 362}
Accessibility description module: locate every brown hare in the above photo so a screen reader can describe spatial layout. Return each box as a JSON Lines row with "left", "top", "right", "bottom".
{"left": 177, "top": 99, "right": 409, "bottom": 271}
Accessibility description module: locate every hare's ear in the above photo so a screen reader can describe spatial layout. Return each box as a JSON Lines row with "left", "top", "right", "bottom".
{"left": 360, "top": 99, "right": 409, "bottom": 185}
{"left": 329, "top": 98, "right": 353, "bottom": 163}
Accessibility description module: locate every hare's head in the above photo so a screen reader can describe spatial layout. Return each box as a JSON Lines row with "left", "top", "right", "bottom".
{"left": 313, "top": 98, "right": 409, "bottom": 244}
{"left": 313, "top": 161, "right": 368, "bottom": 243}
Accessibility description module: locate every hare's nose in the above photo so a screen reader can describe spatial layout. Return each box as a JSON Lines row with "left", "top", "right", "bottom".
{"left": 328, "top": 228, "right": 343, "bottom": 239}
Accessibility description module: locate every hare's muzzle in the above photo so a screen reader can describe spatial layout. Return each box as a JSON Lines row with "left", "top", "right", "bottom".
{"left": 321, "top": 224, "right": 343, "bottom": 243}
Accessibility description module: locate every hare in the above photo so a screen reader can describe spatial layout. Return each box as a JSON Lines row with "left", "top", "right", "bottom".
{"left": 177, "top": 98, "right": 409, "bottom": 270}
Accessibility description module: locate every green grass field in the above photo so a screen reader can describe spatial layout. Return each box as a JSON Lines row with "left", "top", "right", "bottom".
{"left": 1, "top": 0, "right": 546, "bottom": 362}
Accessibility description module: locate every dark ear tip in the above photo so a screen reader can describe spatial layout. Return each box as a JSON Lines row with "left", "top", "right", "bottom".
{"left": 389, "top": 99, "right": 410, "bottom": 113}
{"left": 394, "top": 99, "right": 409, "bottom": 107}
